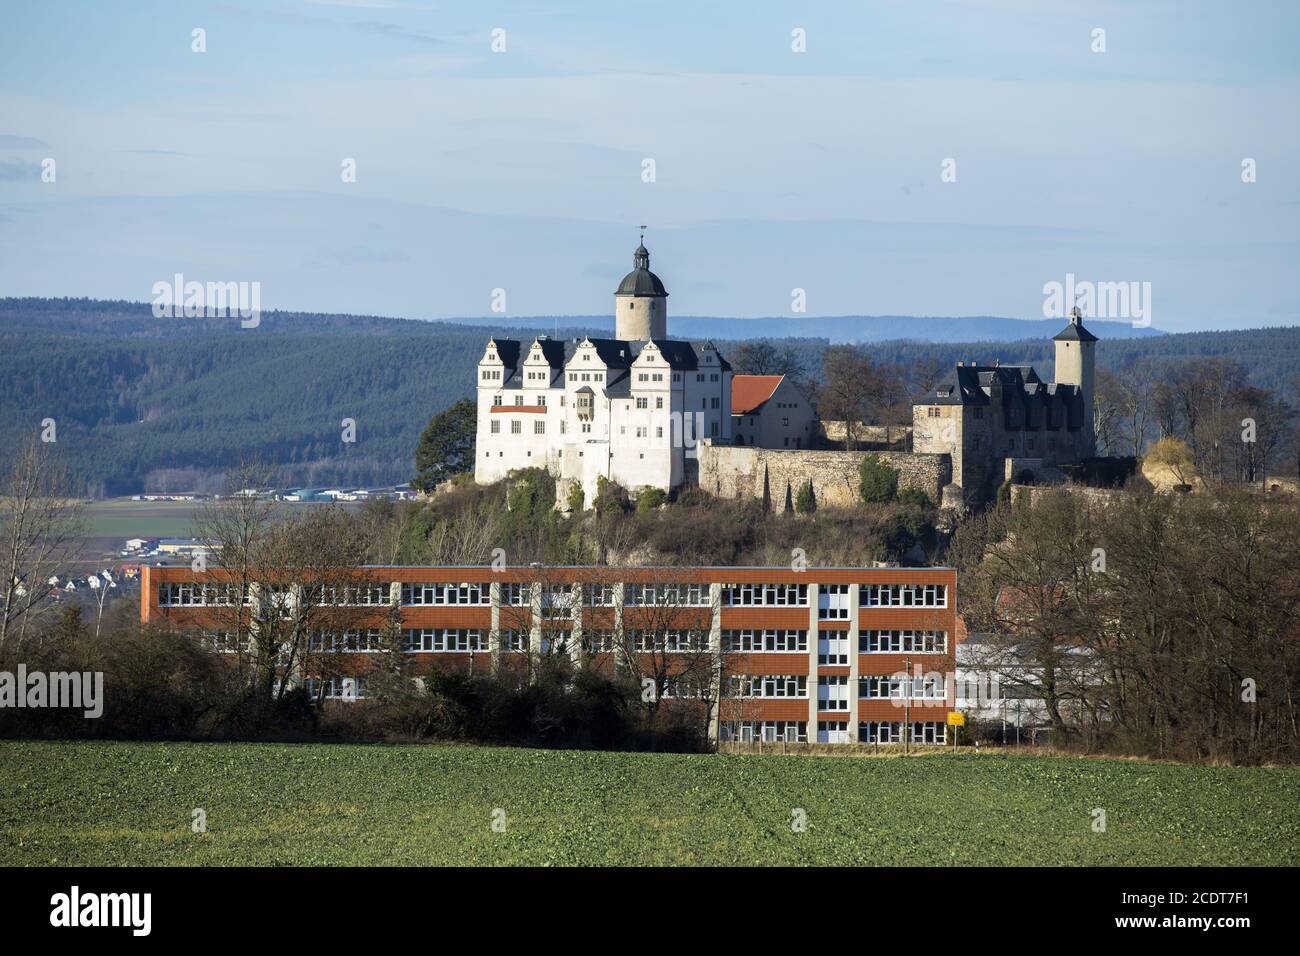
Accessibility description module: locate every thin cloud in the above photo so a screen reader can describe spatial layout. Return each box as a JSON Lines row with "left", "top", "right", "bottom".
{"left": 0, "top": 159, "right": 41, "bottom": 180}
{"left": 0, "top": 135, "right": 49, "bottom": 149}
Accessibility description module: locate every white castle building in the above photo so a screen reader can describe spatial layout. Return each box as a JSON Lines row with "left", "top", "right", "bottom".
{"left": 474, "top": 240, "right": 733, "bottom": 507}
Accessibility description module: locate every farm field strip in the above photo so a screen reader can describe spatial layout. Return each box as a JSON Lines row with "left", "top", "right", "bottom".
{"left": 1, "top": 741, "right": 1295, "bottom": 866}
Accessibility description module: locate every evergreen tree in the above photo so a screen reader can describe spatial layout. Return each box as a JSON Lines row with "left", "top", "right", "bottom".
{"left": 795, "top": 479, "right": 816, "bottom": 514}
{"left": 412, "top": 399, "right": 476, "bottom": 493}
{"left": 858, "top": 454, "right": 899, "bottom": 504}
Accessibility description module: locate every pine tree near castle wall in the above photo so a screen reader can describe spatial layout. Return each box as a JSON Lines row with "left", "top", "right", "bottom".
{"left": 413, "top": 399, "right": 476, "bottom": 493}
{"left": 858, "top": 454, "right": 899, "bottom": 504}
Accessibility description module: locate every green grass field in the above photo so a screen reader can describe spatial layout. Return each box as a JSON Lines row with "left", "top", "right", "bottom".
{"left": 0, "top": 741, "right": 1295, "bottom": 866}
{"left": 81, "top": 499, "right": 201, "bottom": 539}
{"left": 81, "top": 498, "right": 362, "bottom": 541}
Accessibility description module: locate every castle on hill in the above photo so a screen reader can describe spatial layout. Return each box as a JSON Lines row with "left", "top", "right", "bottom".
{"left": 474, "top": 235, "right": 1099, "bottom": 510}
{"left": 473, "top": 239, "right": 734, "bottom": 507}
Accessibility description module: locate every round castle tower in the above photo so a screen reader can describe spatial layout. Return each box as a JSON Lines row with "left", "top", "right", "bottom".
{"left": 614, "top": 236, "right": 668, "bottom": 341}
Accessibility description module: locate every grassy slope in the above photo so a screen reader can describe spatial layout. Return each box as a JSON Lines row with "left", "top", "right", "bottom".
{"left": 1, "top": 741, "right": 1295, "bottom": 866}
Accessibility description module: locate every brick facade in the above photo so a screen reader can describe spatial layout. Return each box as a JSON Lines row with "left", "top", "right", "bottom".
{"left": 142, "top": 564, "right": 959, "bottom": 746}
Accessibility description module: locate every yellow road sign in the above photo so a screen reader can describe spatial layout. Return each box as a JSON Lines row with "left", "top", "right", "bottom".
{"left": 946, "top": 711, "right": 966, "bottom": 726}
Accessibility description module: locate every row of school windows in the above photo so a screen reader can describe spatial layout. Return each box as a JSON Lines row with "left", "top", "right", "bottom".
{"left": 159, "top": 582, "right": 391, "bottom": 608}
{"left": 726, "top": 629, "right": 946, "bottom": 656}
{"left": 719, "top": 721, "right": 948, "bottom": 744}
{"left": 163, "top": 582, "right": 946, "bottom": 612}
{"left": 246, "top": 627, "right": 946, "bottom": 664}
{"left": 719, "top": 583, "right": 947, "bottom": 608}
{"left": 398, "top": 583, "right": 944, "bottom": 610}
{"left": 724, "top": 674, "right": 947, "bottom": 702}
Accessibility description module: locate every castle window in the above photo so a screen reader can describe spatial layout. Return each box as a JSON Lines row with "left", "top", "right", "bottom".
{"left": 493, "top": 395, "right": 502, "bottom": 406}
{"left": 537, "top": 396, "right": 546, "bottom": 407}
{"left": 511, "top": 421, "right": 522, "bottom": 434}
{"left": 656, "top": 397, "right": 663, "bottom": 409}
{"left": 515, "top": 396, "right": 524, "bottom": 406}
{"left": 928, "top": 407, "right": 940, "bottom": 418}
{"left": 490, "top": 421, "right": 500, "bottom": 434}
{"left": 534, "top": 421, "right": 545, "bottom": 435}
{"left": 636, "top": 397, "right": 648, "bottom": 409}
{"left": 974, "top": 407, "right": 984, "bottom": 419}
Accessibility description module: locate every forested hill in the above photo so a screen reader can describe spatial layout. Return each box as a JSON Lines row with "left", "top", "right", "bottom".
{"left": 2, "top": 298, "right": 1296, "bottom": 496}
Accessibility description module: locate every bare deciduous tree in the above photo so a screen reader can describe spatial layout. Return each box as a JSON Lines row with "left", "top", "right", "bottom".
{"left": 192, "top": 465, "right": 372, "bottom": 701}
{"left": 0, "top": 436, "right": 87, "bottom": 653}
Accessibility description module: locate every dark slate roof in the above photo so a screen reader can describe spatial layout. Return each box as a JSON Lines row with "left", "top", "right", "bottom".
{"left": 923, "top": 366, "right": 992, "bottom": 406}
{"left": 534, "top": 338, "right": 567, "bottom": 367}
{"left": 615, "top": 268, "right": 668, "bottom": 297}
{"left": 585, "top": 337, "right": 638, "bottom": 367}
{"left": 1053, "top": 315, "right": 1099, "bottom": 342}
{"left": 918, "top": 365, "right": 1077, "bottom": 406}
{"left": 487, "top": 338, "right": 520, "bottom": 368}
{"left": 651, "top": 339, "right": 701, "bottom": 370}
{"left": 484, "top": 335, "right": 732, "bottom": 389}
{"left": 604, "top": 368, "right": 633, "bottom": 398}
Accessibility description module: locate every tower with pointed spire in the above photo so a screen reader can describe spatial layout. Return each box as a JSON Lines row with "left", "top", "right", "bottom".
{"left": 614, "top": 229, "right": 668, "bottom": 340}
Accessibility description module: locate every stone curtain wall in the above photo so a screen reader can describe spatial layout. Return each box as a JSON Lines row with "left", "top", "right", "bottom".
{"left": 1010, "top": 483, "right": 1120, "bottom": 509}
{"left": 698, "top": 443, "right": 950, "bottom": 509}
{"left": 817, "top": 422, "right": 912, "bottom": 448}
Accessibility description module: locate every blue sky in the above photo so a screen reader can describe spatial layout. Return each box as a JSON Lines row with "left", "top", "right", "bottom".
{"left": 0, "top": 0, "right": 1297, "bottom": 331}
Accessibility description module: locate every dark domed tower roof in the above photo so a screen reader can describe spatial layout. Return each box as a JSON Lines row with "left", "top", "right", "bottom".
{"left": 616, "top": 241, "right": 668, "bottom": 297}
